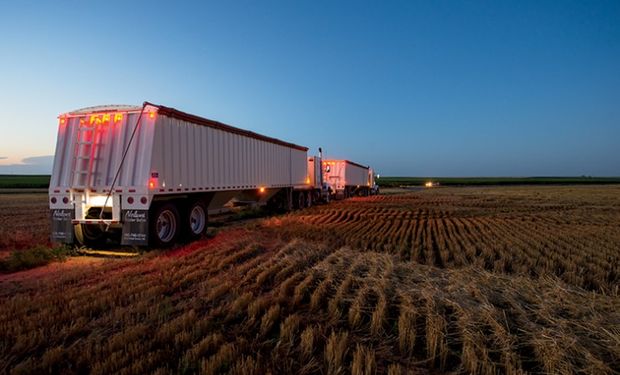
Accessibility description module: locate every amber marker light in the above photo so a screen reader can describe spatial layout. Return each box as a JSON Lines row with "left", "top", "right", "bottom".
{"left": 259, "top": 187, "right": 266, "bottom": 193}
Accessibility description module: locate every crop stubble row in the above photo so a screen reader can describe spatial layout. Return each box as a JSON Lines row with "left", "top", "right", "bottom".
{"left": 275, "top": 186, "right": 620, "bottom": 291}
{"left": 1, "top": 228, "right": 618, "bottom": 374}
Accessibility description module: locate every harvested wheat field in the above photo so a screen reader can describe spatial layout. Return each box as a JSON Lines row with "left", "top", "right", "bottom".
{"left": 0, "top": 190, "right": 49, "bottom": 252}
{"left": 1, "top": 186, "right": 619, "bottom": 374}
{"left": 0, "top": 192, "right": 50, "bottom": 255}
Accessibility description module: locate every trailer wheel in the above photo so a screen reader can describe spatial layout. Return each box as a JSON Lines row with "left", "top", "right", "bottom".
{"left": 150, "top": 203, "right": 181, "bottom": 247}
{"left": 74, "top": 224, "right": 106, "bottom": 248}
{"left": 186, "top": 200, "right": 207, "bottom": 239}
{"left": 295, "top": 192, "right": 305, "bottom": 210}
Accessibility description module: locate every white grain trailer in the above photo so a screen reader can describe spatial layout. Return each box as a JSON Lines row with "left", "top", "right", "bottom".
{"left": 322, "top": 159, "right": 374, "bottom": 198}
{"left": 49, "top": 102, "right": 311, "bottom": 247}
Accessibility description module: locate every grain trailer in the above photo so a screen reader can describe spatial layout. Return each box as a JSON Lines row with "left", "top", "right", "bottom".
{"left": 49, "top": 102, "right": 309, "bottom": 247}
{"left": 322, "top": 159, "right": 374, "bottom": 198}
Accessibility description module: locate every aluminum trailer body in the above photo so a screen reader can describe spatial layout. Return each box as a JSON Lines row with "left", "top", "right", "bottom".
{"left": 49, "top": 102, "right": 309, "bottom": 247}
{"left": 322, "top": 159, "right": 372, "bottom": 198}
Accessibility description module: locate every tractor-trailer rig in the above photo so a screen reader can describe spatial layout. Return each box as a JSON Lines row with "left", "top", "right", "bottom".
{"left": 322, "top": 159, "right": 376, "bottom": 198}
{"left": 49, "top": 102, "right": 321, "bottom": 247}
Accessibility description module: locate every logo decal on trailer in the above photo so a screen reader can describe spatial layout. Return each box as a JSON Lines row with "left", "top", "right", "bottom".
{"left": 50, "top": 209, "right": 74, "bottom": 243}
{"left": 121, "top": 209, "right": 149, "bottom": 246}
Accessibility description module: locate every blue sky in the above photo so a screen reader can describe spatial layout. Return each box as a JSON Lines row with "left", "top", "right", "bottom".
{"left": 0, "top": 0, "right": 618, "bottom": 176}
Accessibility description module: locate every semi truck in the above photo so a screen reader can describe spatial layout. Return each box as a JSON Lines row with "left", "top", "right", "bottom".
{"left": 49, "top": 102, "right": 332, "bottom": 247}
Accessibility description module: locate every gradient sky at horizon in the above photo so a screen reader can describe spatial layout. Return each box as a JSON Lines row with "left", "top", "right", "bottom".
{"left": 0, "top": 0, "right": 618, "bottom": 176}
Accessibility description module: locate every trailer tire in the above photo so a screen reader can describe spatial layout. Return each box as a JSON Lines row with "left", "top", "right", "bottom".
{"left": 74, "top": 224, "right": 106, "bottom": 248}
{"left": 295, "top": 192, "right": 305, "bottom": 210}
{"left": 186, "top": 200, "right": 208, "bottom": 240}
{"left": 150, "top": 203, "right": 181, "bottom": 248}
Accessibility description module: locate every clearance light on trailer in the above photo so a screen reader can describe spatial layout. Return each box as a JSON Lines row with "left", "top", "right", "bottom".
{"left": 149, "top": 112, "right": 156, "bottom": 119}
{"left": 306, "top": 176, "right": 310, "bottom": 184}
{"left": 259, "top": 187, "right": 266, "bottom": 194}
{"left": 59, "top": 117, "right": 66, "bottom": 125}
{"left": 84, "top": 113, "right": 123, "bottom": 125}
{"left": 89, "top": 115, "right": 99, "bottom": 125}
{"left": 149, "top": 173, "right": 159, "bottom": 190}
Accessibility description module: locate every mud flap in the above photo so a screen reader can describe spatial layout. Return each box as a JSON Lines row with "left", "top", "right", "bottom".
{"left": 50, "top": 209, "right": 74, "bottom": 243}
{"left": 121, "top": 210, "right": 149, "bottom": 246}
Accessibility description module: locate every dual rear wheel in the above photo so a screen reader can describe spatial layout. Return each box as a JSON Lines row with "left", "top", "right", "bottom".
{"left": 74, "top": 223, "right": 107, "bottom": 247}
{"left": 74, "top": 199, "right": 209, "bottom": 248}
{"left": 294, "top": 191, "right": 313, "bottom": 210}
{"left": 149, "top": 200, "right": 207, "bottom": 248}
